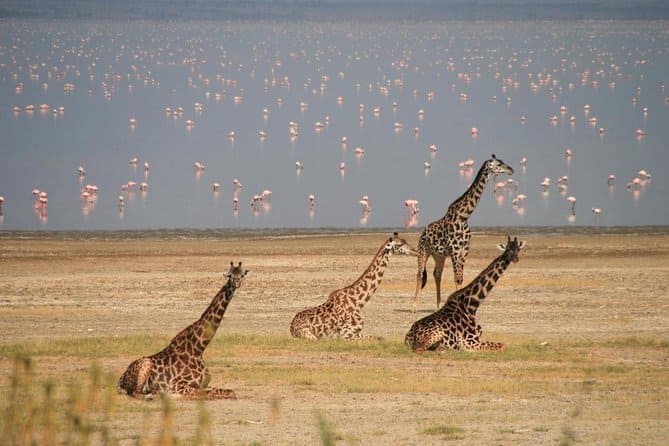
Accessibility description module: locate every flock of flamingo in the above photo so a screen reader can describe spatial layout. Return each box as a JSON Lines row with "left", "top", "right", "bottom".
{"left": 0, "top": 20, "right": 665, "bottom": 229}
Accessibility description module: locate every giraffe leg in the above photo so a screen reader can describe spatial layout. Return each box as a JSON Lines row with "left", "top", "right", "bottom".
{"left": 339, "top": 314, "right": 383, "bottom": 341}
{"left": 468, "top": 341, "right": 507, "bottom": 351}
{"left": 432, "top": 255, "right": 446, "bottom": 308}
{"left": 451, "top": 254, "right": 465, "bottom": 289}
{"left": 118, "top": 357, "right": 154, "bottom": 397}
{"left": 412, "top": 249, "right": 429, "bottom": 312}
{"left": 407, "top": 330, "right": 444, "bottom": 353}
{"left": 205, "top": 387, "right": 238, "bottom": 399}
{"left": 171, "top": 379, "right": 237, "bottom": 400}
{"left": 451, "top": 230, "right": 471, "bottom": 288}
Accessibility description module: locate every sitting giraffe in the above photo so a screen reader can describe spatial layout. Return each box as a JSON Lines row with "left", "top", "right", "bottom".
{"left": 290, "top": 233, "right": 416, "bottom": 340}
{"left": 405, "top": 236, "right": 524, "bottom": 353}
{"left": 118, "top": 262, "right": 249, "bottom": 399}
{"left": 412, "top": 154, "right": 514, "bottom": 312}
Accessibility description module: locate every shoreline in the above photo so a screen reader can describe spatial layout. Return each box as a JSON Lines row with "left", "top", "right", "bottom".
{"left": 2, "top": 225, "right": 669, "bottom": 241}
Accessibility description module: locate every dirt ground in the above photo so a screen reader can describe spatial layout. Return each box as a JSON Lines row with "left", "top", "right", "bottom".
{"left": 0, "top": 229, "right": 668, "bottom": 445}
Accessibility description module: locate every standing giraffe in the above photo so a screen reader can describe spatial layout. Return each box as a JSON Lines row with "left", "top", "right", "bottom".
{"left": 405, "top": 236, "right": 525, "bottom": 352}
{"left": 118, "top": 262, "right": 249, "bottom": 399}
{"left": 290, "top": 233, "right": 416, "bottom": 340}
{"left": 412, "top": 154, "right": 514, "bottom": 312}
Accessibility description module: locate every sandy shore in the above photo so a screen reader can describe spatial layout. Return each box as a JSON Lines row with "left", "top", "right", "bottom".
{"left": 1, "top": 228, "right": 668, "bottom": 444}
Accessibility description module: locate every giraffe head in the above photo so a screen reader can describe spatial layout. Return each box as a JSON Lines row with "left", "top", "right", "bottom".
{"left": 226, "top": 261, "right": 250, "bottom": 289}
{"left": 385, "top": 232, "right": 418, "bottom": 256}
{"left": 497, "top": 236, "right": 525, "bottom": 263}
{"left": 486, "top": 154, "right": 514, "bottom": 176}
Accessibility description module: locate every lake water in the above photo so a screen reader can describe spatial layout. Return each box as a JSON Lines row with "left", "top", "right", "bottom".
{"left": 1, "top": 19, "right": 667, "bottom": 231}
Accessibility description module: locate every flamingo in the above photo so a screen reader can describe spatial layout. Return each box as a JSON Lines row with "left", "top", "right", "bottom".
{"left": 637, "top": 170, "right": 651, "bottom": 180}
{"left": 404, "top": 199, "right": 419, "bottom": 216}
{"left": 308, "top": 194, "right": 315, "bottom": 209}
{"left": 77, "top": 165, "right": 86, "bottom": 177}
{"left": 359, "top": 195, "right": 371, "bottom": 213}
{"left": 512, "top": 194, "right": 527, "bottom": 207}
{"left": 212, "top": 182, "right": 221, "bottom": 192}
{"left": 194, "top": 161, "right": 205, "bottom": 170}
{"left": 608, "top": 174, "right": 616, "bottom": 186}
{"left": 567, "top": 196, "right": 576, "bottom": 211}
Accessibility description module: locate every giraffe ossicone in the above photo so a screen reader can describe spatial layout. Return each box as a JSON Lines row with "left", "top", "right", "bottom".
{"left": 412, "top": 154, "right": 514, "bottom": 312}
{"left": 290, "top": 232, "right": 416, "bottom": 340}
{"left": 117, "top": 261, "right": 249, "bottom": 400}
{"left": 405, "top": 236, "right": 524, "bottom": 352}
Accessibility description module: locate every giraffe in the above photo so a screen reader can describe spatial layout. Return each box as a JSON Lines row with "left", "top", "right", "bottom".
{"left": 118, "top": 261, "right": 249, "bottom": 399}
{"left": 405, "top": 236, "right": 525, "bottom": 352}
{"left": 412, "top": 154, "right": 514, "bottom": 312}
{"left": 290, "top": 233, "right": 416, "bottom": 340}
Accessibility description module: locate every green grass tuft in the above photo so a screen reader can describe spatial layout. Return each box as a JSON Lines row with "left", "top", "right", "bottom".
{"left": 423, "top": 424, "right": 464, "bottom": 440}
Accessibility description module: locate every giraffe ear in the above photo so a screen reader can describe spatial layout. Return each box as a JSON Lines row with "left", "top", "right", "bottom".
{"left": 497, "top": 243, "right": 506, "bottom": 251}
{"left": 518, "top": 241, "right": 526, "bottom": 249}
{"left": 243, "top": 269, "right": 250, "bottom": 276}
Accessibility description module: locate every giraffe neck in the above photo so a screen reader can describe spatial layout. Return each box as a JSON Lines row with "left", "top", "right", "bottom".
{"left": 453, "top": 253, "right": 512, "bottom": 315}
{"left": 169, "top": 279, "right": 236, "bottom": 357}
{"left": 446, "top": 163, "right": 491, "bottom": 221}
{"left": 346, "top": 243, "right": 392, "bottom": 309}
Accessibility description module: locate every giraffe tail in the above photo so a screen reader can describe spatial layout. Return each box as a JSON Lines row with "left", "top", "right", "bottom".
{"left": 421, "top": 269, "right": 427, "bottom": 289}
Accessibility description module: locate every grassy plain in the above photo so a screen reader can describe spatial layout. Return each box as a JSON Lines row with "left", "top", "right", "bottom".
{"left": 0, "top": 229, "right": 668, "bottom": 445}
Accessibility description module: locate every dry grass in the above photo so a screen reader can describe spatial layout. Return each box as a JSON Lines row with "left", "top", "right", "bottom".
{"left": 1, "top": 231, "right": 668, "bottom": 445}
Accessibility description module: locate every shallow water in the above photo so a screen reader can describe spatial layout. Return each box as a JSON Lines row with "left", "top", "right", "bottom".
{"left": 1, "top": 20, "right": 667, "bottom": 230}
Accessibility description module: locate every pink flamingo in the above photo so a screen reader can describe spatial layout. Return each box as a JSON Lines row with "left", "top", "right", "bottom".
{"left": 404, "top": 199, "right": 419, "bottom": 216}
{"left": 404, "top": 199, "right": 420, "bottom": 228}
